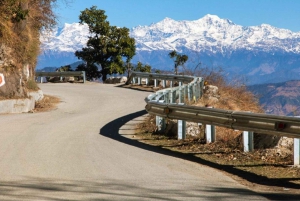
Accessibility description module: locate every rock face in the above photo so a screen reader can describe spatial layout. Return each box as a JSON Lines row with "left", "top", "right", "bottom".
{"left": 0, "top": 45, "right": 27, "bottom": 98}
{"left": 0, "top": 45, "right": 34, "bottom": 99}
{"left": 203, "top": 85, "right": 220, "bottom": 105}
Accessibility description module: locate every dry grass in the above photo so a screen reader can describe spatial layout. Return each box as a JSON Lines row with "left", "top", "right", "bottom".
{"left": 34, "top": 94, "right": 60, "bottom": 112}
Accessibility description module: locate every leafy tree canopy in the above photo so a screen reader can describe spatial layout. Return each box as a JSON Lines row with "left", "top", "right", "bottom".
{"left": 75, "top": 6, "right": 136, "bottom": 81}
{"left": 134, "top": 62, "right": 151, "bottom": 73}
{"left": 75, "top": 63, "right": 100, "bottom": 81}
{"left": 56, "top": 65, "right": 72, "bottom": 72}
{"left": 168, "top": 50, "right": 188, "bottom": 75}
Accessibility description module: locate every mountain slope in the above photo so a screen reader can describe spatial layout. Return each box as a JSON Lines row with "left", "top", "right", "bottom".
{"left": 38, "top": 14, "right": 300, "bottom": 85}
{"left": 248, "top": 80, "right": 300, "bottom": 116}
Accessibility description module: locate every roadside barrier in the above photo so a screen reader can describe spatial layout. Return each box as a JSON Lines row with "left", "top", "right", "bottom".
{"left": 128, "top": 71, "right": 300, "bottom": 166}
{"left": 35, "top": 71, "right": 86, "bottom": 83}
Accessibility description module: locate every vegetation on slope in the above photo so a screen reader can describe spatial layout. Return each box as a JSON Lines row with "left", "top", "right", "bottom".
{"left": 0, "top": 0, "right": 57, "bottom": 98}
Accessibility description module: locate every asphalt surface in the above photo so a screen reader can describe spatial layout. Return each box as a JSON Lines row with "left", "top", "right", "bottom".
{"left": 0, "top": 83, "right": 272, "bottom": 200}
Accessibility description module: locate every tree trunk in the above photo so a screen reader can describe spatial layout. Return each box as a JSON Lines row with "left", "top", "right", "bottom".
{"left": 102, "top": 73, "right": 107, "bottom": 82}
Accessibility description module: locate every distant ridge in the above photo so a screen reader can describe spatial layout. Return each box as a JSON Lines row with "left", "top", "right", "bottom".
{"left": 38, "top": 14, "right": 300, "bottom": 85}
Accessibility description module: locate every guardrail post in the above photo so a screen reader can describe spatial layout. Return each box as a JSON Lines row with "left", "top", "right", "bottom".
{"left": 154, "top": 79, "right": 157, "bottom": 87}
{"left": 188, "top": 84, "right": 192, "bottom": 102}
{"left": 206, "top": 124, "right": 216, "bottom": 143}
{"left": 177, "top": 103, "right": 186, "bottom": 140}
{"left": 195, "top": 82, "right": 199, "bottom": 100}
{"left": 193, "top": 83, "right": 196, "bottom": 101}
{"left": 243, "top": 131, "right": 254, "bottom": 152}
{"left": 156, "top": 116, "right": 166, "bottom": 132}
{"left": 162, "top": 80, "right": 166, "bottom": 88}
{"left": 179, "top": 86, "right": 184, "bottom": 103}
{"left": 82, "top": 71, "right": 86, "bottom": 83}
{"left": 184, "top": 85, "right": 188, "bottom": 102}
{"left": 294, "top": 138, "right": 300, "bottom": 166}
{"left": 169, "top": 90, "right": 176, "bottom": 103}
{"left": 178, "top": 120, "right": 186, "bottom": 140}
{"left": 199, "top": 79, "right": 203, "bottom": 98}
{"left": 170, "top": 81, "right": 173, "bottom": 88}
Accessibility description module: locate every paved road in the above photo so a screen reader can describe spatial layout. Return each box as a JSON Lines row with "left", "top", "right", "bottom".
{"left": 0, "top": 83, "right": 270, "bottom": 200}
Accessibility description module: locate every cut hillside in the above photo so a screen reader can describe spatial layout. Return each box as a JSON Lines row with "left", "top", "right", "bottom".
{"left": 0, "top": 0, "right": 57, "bottom": 99}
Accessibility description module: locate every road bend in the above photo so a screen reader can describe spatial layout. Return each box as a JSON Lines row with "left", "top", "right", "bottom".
{"left": 0, "top": 83, "right": 269, "bottom": 200}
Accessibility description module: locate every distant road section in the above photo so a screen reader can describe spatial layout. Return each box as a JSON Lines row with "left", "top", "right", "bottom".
{"left": 0, "top": 83, "right": 268, "bottom": 200}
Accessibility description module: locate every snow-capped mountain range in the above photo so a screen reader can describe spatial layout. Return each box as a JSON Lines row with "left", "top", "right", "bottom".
{"left": 38, "top": 14, "right": 300, "bottom": 85}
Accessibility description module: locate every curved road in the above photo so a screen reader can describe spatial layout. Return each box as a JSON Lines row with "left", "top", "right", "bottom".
{"left": 0, "top": 83, "right": 269, "bottom": 200}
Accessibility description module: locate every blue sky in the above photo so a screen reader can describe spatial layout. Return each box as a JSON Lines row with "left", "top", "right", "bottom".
{"left": 55, "top": 0, "right": 300, "bottom": 32}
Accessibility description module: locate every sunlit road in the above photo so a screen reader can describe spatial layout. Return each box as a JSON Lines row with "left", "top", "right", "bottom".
{"left": 0, "top": 83, "right": 269, "bottom": 200}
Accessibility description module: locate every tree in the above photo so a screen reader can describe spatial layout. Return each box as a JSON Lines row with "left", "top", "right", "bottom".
{"left": 75, "top": 6, "right": 136, "bottom": 81}
{"left": 75, "top": 63, "right": 100, "bottom": 81}
{"left": 168, "top": 50, "right": 188, "bottom": 75}
{"left": 134, "top": 62, "right": 151, "bottom": 73}
{"left": 56, "top": 65, "right": 72, "bottom": 72}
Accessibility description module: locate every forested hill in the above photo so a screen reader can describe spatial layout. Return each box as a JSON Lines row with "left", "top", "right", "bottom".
{"left": 248, "top": 80, "right": 300, "bottom": 116}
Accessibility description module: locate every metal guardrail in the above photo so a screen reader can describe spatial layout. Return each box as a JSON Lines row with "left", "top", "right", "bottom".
{"left": 129, "top": 71, "right": 300, "bottom": 165}
{"left": 35, "top": 71, "right": 86, "bottom": 83}
{"left": 145, "top": 102, "right": 300, "bottom": 138}
{"left": 129, "top": 71, "right": 196, "bottom": 83}
{"left": 128, "top": 71, "right": 203, "bottom": 103}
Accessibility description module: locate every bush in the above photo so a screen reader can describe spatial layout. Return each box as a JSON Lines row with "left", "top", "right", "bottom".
{"left": 26, "top": 79, "right": 39, "bottom": 91}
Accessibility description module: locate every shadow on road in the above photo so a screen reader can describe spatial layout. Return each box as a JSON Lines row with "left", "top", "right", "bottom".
{"left": 99, "top": 110, "right": 300, "bottom": 200}
{"left": 0, "top": 177, "right": 277, "bottom": 200}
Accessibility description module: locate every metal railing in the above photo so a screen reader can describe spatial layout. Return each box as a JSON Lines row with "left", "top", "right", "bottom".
{"left": 145, "top": 102, "right": 300, "bottom": 138}
{"left": 35, "top": 71, "right": 86, "bottom": 83}
{"left": 128, "top": 71, "right": 300, "bottom": 166}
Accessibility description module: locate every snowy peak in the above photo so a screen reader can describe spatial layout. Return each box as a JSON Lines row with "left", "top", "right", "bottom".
{"left": 40, "top": 14, "right": 300, "bottom": 54}
{"left": 130, "top": 14, "right": 300, "bottom": 53}
{"left": 41, "top": 23, "right": 89, "bottom": 52}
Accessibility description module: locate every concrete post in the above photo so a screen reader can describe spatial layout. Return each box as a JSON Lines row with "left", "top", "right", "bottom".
{"left": 294, "top": 138, "right": 300, "bottom": 166}
{"left": 138, "top": 77, "right": 141, "bottom": 85}
{"left": 154, "top": 79, "right": 157, "bottom": 88}
{"left": 145, "top": 78, "right": 148, "bottom": 85}
{"left": 243, "top": 131, "right": 254, "bottom": 152}
{"left": 206, "top": 124, "right": 216, "bottom": 143}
